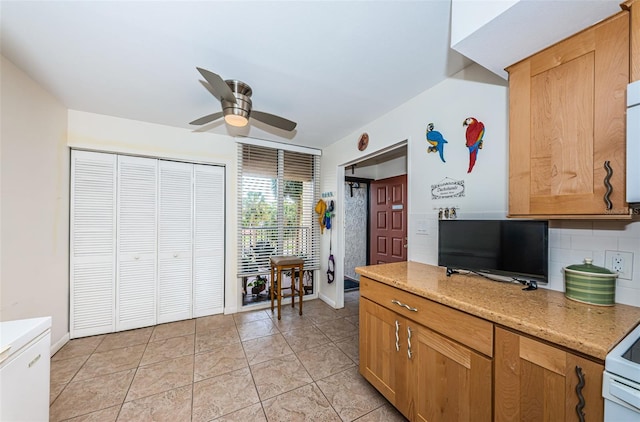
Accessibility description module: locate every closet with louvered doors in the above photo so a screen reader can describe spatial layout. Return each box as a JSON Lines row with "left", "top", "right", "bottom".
{"left": 70, "top": 150, "right": 225, "bottom": 339}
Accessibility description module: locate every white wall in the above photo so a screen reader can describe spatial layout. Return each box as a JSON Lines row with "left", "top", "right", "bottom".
{"left": 1, "top": 57, "right": 70, "bottom": 350}
{"left": 321, "top": 62, "right": 640, "bottom": 308}
{"left": 321, "top": 63, "right": 509, "bottom": 306}
{"left": 548, "top": 220, "right": 640, "bottom": 307}
{"left": 1, "top": 57, "right": 243, "bottom": 352}
{"left": 67, "top": 110, "right": 241, "bottom": 316}
{"left": 351, "top": 155, "right": 407, "bottom": 180}
{"left": 451, "top": 0, "right": 518, "bottom": 46}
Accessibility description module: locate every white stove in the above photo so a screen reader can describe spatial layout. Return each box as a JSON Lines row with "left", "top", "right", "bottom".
{"left": 603, "top": 322, "right": 640, "bottom": 420}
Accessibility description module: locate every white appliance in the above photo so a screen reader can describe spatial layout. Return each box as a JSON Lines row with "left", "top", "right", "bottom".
{"left": 0, "top": 317, "right": 52, "bottom": 422}
{"left": 603, "top": 322, "right": 640, "bottom": 420}
{"left": 627, "top": 80, "right": 640, "bottom": 207}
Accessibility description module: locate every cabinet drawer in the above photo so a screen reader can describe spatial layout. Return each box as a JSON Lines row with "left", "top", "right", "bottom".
{"left": 361, "top": 277, "right": 493, "bottom": 357}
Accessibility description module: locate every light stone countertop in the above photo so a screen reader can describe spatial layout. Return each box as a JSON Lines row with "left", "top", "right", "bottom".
{"left": 355, "top": 261, "right": 640, "bottom": 361}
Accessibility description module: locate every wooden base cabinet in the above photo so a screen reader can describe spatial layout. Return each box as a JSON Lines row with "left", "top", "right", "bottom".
{"left": 360, "top": 295, "right": 492, "bottom": 421}
{"left": 410, "top": 325, "right": 492, "bottom": 422}
{"left": 494, "top": 327, "right": 604, "bottom": 421}
{"left": 359, "top": 298, "right": 407, "bottom": 411}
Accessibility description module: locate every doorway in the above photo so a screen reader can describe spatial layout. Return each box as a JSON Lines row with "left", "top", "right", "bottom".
{"left": 370, "top": 174, "right": 408, "bottom": 265}
{"left": 344, "top": 177, "right": 370, "bottom": 291}
{"left": 340, "top": 143, "right": 408, "bottom": 297}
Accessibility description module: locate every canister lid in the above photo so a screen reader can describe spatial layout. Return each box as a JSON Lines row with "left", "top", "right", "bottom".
{"left": 565, "top": 258, "right": 616, "bottom": 275}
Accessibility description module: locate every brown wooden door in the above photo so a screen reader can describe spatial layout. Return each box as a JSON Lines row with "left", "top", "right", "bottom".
{"left": 359, "top": 298, "right": 409, "bottom": 416}
{"left": 370, "top": 174, "right": 407, "bottom": 264}
{"left": 494, "top": 327, "right": 604, "bottom": 422}
{"left": 410, "top": 325, "right": 492, "bottom": 422}
{"left": 508, "top": 12, "right": 629, "bottom": 216}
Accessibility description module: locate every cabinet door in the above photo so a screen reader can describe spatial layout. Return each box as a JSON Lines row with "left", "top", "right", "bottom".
{"left": 70, "top": 150, "right": 116, "bottom": 338}
{"left": 359, "top": 298, "right": 407, "bottom": 414}
{"left": 158, "top": 160, "right": 193, "bottom": 323}
{"left": 508, "top": 12, "right": 629, "bottom": 216}
{"left": 117, "top": 155, "right": 158, "bottom": 331}
{"left": 495, "top": 327, "right": 604, "bottom": 422}
{"left": 0, "top": 331, "right": 51, "bottom": 422}
{"left": 410, "top": 325, "right": 492, "bottom": 422}
{"left": 193, "top": 164, "right": 225, "bottom": 317}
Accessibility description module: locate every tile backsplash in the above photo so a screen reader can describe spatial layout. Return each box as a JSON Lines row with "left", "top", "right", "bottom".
{"left": 548, "top": 220, "right": 640, "bottom": 307}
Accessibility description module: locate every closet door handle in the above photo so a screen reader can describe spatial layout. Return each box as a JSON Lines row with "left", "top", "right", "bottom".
{"left": 395, "top": 320, "right": 400, "bottom": 352}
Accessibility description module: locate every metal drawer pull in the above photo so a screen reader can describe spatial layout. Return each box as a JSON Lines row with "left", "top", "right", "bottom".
{"left": 575, "top": 366, "right": 586, "bottom": 422}
{"left": 28, "top": 354, "right": 41, "bottom": 368}
{"left": 391, "top": 299, "right": 418, "bottom": 312}
{"left": 603, "top": 161, "right": 613, "bottom": 210}
{"left": 395, "top": 320, "right": 400, "bottom": 352}
{"left": 407, "top": 326, "right": 413, "bottom": 359}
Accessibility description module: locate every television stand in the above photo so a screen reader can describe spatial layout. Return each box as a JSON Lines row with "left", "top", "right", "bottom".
{"left": 446, "top": 267, "right": 458, "bottom": 277}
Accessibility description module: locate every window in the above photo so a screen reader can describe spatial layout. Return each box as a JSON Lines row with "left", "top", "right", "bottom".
{"left": 237, "top": 143, "right": 320, "bottom": 304}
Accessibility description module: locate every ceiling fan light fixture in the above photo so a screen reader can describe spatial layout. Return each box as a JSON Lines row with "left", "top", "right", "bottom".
{"left": 224, "top": 113, "right": 249, "bottom": 127}
{"left": 221, "top": 90, "right": 251, "bottom": 127}
{"left": 190, "top": 68, "right": 297, "bottom": 131}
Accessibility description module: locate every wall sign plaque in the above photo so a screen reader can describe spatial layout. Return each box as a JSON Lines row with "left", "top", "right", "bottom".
{"left": 431, "top": 178, "right": 465, "bottom": 200}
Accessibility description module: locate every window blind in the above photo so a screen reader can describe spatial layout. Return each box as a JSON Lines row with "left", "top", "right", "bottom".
{"left": 237, "top": 143, "right": 320, "bottom": 276}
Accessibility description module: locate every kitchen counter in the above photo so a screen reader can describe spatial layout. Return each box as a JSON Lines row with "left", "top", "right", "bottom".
{"left": 356, "top": 261, "right": 640, "bottom": 361}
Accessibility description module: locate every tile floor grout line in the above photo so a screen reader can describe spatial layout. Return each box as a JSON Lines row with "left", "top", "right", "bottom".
{"left": 114, "top": 328, "right": 151, "bottom": 420}
{"left": 50, "top": 294, "right": 394, "bottom": 421}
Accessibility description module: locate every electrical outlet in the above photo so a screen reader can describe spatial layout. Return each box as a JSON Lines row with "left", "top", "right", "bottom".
{"left": 613, "top": 255, "right": 624, "bottom": 272}
{"left": 605, "top": 250, "right": 634, "bottom": 280}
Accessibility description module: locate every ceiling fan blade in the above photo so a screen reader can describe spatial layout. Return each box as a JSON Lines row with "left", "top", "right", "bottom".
{"left": 196, "top": 67, "right": 237, "bottom": 104}
{"left": 199, "top": 80, "right": 221, "bottom": 101}
{"left": 251, "top": 110, "right": 297, "bottom": 131}
{"left": 189, "top": 111, "right": 223, "bottom": 126}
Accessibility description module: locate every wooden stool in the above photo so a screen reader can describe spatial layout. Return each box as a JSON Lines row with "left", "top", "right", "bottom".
{"left": 269, "top": 256, "right": 304, "bottom": 320}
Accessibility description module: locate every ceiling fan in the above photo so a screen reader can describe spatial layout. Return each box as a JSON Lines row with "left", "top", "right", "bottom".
{"left": 189, "top": 67, "right": 297, "bottom": 132}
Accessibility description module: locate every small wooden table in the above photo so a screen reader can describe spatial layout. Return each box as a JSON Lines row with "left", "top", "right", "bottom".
{"left": 269, "top": 256, "right": 304, "bottom": 320}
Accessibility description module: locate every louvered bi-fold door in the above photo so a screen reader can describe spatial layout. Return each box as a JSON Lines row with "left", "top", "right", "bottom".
{"left": 158, "top": 161, "right": 193, "bottom": 323}
{"left": 117, "top": 155, "right": 158, "bottom": 331}
{"left": 70, "top": 150, "right": 116, "bottom": 338}
{"left": 193, "top": 164, "right": 225, "bottom": 316}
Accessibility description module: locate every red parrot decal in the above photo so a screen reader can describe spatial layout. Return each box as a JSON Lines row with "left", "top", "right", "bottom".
{"left": 463, "top": 117, "right": 485, "bottom": 173}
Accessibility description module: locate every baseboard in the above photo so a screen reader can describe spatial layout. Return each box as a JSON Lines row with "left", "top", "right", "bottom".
{"left": 51, "top": 332, "right": 70, "bottom": 357}
{"left": 319, "top": 292, "right": 336, "bottom": 308}
{"left": 224, "top": 305, "right": 238, "bottom": 315}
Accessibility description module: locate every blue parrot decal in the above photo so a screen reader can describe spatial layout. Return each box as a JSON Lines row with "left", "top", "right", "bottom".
{"left": 426, "top": 123, "right": 448, "bottom": 163}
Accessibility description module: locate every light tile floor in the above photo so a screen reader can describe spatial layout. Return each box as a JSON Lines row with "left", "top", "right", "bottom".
{"left": 49, "top": 291, "right": 408, "bottom": 421}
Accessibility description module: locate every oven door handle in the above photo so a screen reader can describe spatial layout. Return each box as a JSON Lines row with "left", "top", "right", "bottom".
{"left": 610, "top": 379, "right": 640, "bottom": 410}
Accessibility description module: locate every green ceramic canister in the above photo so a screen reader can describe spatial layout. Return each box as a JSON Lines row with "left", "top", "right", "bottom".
{"left": 563, "top": 258, "right": 617, "bottom": 306}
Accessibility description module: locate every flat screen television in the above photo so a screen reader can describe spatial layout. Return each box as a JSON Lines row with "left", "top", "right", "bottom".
{"left": 438, "top": 219, "right": 548, "bottom": 284}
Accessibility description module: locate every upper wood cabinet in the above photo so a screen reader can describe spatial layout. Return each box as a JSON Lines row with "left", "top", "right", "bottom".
{"left": 624, "top": 0, "right": 640, "bottom": 81}
{"left": 507, "top": 11, "right": 630, "bottom": 217}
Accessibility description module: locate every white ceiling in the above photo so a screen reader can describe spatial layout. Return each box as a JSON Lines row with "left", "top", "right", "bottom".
{"left": 0, "top": 1, "right": 623, "bottom": 150}
{"left": 0, "top": 0, "right": 470, "bottom": 149}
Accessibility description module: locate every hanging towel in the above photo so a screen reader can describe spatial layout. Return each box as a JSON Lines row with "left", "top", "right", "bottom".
{"left": 324, "top": 200, "right": 334, "bottom": 230}
{"left": 315, "top": 199, "right": 327, "bottom": 233}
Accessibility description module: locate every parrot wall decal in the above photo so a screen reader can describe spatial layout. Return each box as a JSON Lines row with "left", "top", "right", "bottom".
{"left": 463, "top": 117, "right": 485, "bottom": 173}
{"left": 426, "top": 123, "right": 448, "bottom": 163}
